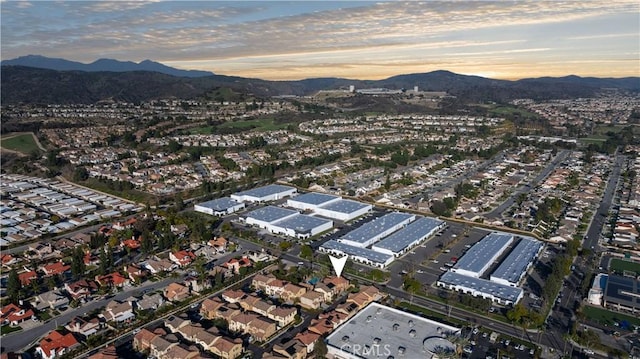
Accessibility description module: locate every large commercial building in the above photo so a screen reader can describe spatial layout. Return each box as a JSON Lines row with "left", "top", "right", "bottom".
{"left": 436, "top": 271, "right": 524, "bottom": 306}
{"left": 603, "top": 274, "right": 640, "bottom": 313}
{"left": 490, "top": 237, "right": 543, "bottom": 287}
{"left": 338, "top": 212, "right": 415, "bottom": 248}
{"left": 319, "top": 240, "right": 394, "bottom": 268}
{"left": 194, "top": 197, "right": 245, "bottom": 216}
{"left": 243, "top": 206, "right": 299, "bottom": 229}
{"left": 269, "top": 214, "right": 333, "bottom": 239}
{"left": 372, "top": 217, "right": 445, "bottom": 257}
{"left": 451, "top": 232, "right": 514, "bottom": 278}
{"left": 314, "top": 199, "right": 373, "bottom": 222}
{"left": 231, "top": 184, "right": 296, "bottom": 203}
{"left": 326, "top": 302, "right": 460, "bottom": 359}
{"left": 243, "top": 206, "right": 333, "bottom": 239}
{"left": 286, "top": 192, "right": 341, "bottom": 211}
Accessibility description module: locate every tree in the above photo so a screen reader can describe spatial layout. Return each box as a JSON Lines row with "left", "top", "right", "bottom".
{"left": 73, "top": 167, "right": 89, "bottom": 181}
{"left": 313, "top": 337, "right": 328, "bottom": 358}
{"left": 300, "top": 245, "right": 313, "bottom": 260}
{"left": 71, "top": 247, "right": 86, "bottom": 279}
{"left": 7, "top": 268, "right": 22, "bottom": 302}
{"left": 279, "top": 241, "right": 292, "bottom": 251}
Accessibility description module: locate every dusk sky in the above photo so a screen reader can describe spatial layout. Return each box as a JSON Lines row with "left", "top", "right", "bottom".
{"left": 1, "top": 1, "right": 638, "bottom": 80}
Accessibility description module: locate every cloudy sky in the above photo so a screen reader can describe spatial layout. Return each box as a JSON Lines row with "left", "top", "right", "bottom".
{"left": 1, "top": 1, "right": 638, "bottom": 80}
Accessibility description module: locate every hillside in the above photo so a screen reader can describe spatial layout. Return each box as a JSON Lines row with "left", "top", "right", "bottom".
{"left": 1, "top": 65, "right": 638, "bottom": 105}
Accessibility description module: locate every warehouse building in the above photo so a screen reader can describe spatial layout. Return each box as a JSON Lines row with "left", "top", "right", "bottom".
{"left": 319, "top": 240, "right": 394, "bottom": 268}
{"left": 194, "top": 197, "right": 245, "bottom": 216}
{"left": 372, "top": 217, "right": 445, "bottom": 257}
{"left": 231, "top": 184, "right": 296, "bottom": 203}
{"left": 490, "top": 237, "right": 543, "bottom": 287}
{"left": 314, "top": 199, "right": 373, "bottom": 222}
{"left": 269, "top": 214, "right": 333, "bottom": 239}
{"left": 243, "top": 206, "right": 299, "bottom": 229}
{"left": 326, "top": 302, "right": 460, "bottom": 359}
{"left": 451, "top": 232, "right": 514, "bottom": 278}
{"left": 437, "top": 271, "right": 524, "bottom": 306}
{"left": 338, "top": 212, "right": 415, "bottom": 248}
{"left": 286, "top": 192, "right": 341, "bottom": 211}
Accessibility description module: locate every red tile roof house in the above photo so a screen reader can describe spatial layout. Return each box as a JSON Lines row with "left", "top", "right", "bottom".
{"left": 64, "top": 279, "right": 99, "bottom": 301}
{"left": 1, "top": 303, "right": 35, "bottom": 327}
{"left": 41, "top": 262, "right": 71, "bottom": 277}
{"left": 169, "top": 250, "right": 197, "bottom": 267}
{"left": 36, "top": 330, "right": 80, "bottom": 359}
{"left": 294, "top": 330, "right": 321, "bottom": 354}
{"left": 121, "top": 238, "right": 141, "bottom": 250}
{"left": 223, "top": 256, "right": 252, "bottom": 275}
{"left": 95, "top": 272, "right": 130, "bottom": 288}
{"left": 1, "top": 254, "right": 18, "bottom": 267}
{"left": 18, "top": 270, "right": 38, "bottom": 286}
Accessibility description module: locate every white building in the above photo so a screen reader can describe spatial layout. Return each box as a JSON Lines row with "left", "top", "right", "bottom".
{"left": 231, "top": 184, "right": 296, "bottom": 203}
{"left": 194, "top": 197, "right": 245, "bottom": 216}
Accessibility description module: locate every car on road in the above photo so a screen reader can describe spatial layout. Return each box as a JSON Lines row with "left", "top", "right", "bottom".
{"left": 439, "top": 267, "right": 448, "bottom": 271}
{"left": 472, "top": 328, "right": 479, "bottom": 335}
{"left": 444, "top": 249, "right": 451, "bottom": 253}
{"left": 432, "top": 259, "right": 439, "bottom": 263}
{"left": 416, "top": 269, "right": 424, "bottom": 274}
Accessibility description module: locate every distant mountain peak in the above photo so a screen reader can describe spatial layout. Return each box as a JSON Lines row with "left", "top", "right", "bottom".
{"left": 1, "top": 55, "right": 214, "bottom": 78}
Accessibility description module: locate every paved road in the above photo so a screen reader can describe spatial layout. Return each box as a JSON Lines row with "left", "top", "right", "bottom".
{"left": 2, "top": 276, "right": 178, "bottom": 353}
{"left": 583, "top": 154, "right": 624, "bottom": 252}
{"left": 485, "top": 150, "right": 570, "bottom": 219}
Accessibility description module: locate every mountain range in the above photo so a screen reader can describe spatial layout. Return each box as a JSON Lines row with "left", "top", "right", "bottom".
{"left": 1, "top": 55, "right": 214, "bottom": 78}
{"left": 1, "top": 55, "right": 639, "bottom": 105}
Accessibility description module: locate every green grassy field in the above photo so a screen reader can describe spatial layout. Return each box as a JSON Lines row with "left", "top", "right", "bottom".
{"left": 1, "top": 133, "right": 40, "bottom": 154}
{"left": 218, "top": 118, "right": 290, "bottom": 131}
{"left": 610, "top": 258, "right": 640, "bottom": 276}
{"left": 488, "top": 105, "right": 539, "bottom": 120}
{"left": 190, "top": 118, "right": 290, "bottom": 134}
{"left": 582, "top": 305, "right": 640, "bottom": 327}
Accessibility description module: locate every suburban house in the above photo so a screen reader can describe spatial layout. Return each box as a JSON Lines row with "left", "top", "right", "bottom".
{"left": 1, "top": 303, "right": 35, "bottom": 326}
{"left": 164, "top": 282, "right": 190, "bottom": 303}
{"left": 87, "top": 345, "right": 118, "bottom": 359}
{"left": 65, "top": 279, "right": 99, "bottom": 301}
{"left": 101, "top": 300, "right": 135, "bottom": 323}
{"left": 36, "top": 330, "right": 80, "bottom": 359}
{"left": 169, "top": 250, "right": 196, "bottom": 267}
{"left": 200, "top": 297, "right": 226, "bottom": 319}
{"left": 208, "top": 236, "right": 228, "bottom": 253}
{"left": 271, "top": 338, "right": 306, "bottom": 359}
{"left": 299, "top": 290, "right": 325, "bottom": 310}
{"left": 41, "top": 261, "right": 70, "bottom": 277}
{"left": 222, "top": 256, "right": 252, "bottom": 274}
{"left": 124, "top": 264, "right": 148, "bottom": 282}
{"left": 65, "top": 316, "right": 102, "bottom": 337}
{"left": 144, "top": 258, "right": 175, "bottom": 274}
{"left": 133, "top": 328, "right": 160, "bottom": 352}
{"left": 32, "top": 289, "right": 69, "bottom": 310}
{"left": 134, "top": 292, "right": 165, "bottom": 312}
{"left": 95, "top": 272, "right": 130, "bottom": 288}
{"left": 281, "top": 283, "right": 307, "bottom": 302}
{"left": 18, "top": 270, "right": 38, "bottom": 286}
{"left": 228, "top": 313, "right": 277, "bottom": 342}
{"left": 184, "top": 276, "right": 211, "bottom": 294}
{"left": 294, "top": 330, "right": 321, "bottom": 354}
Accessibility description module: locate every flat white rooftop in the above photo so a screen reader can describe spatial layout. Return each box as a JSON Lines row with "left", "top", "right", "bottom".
{"left": 439, "top": 271, "right": 523, "bottom": 304}
{"left": 373, "top": 217, "right": 443, "bottom": 254}
{"left": 452, "top": 232, "right": 513, "bottom": 276}
{"left": 326, "top": 302, "right": 460, "bottom": 359}
{"left": 339, "top": 212, "right": 414, "bottom": 246}
{"left": 321, "top": 240, "right": 393, "bottom": 265}
{"left": 490, "top": 237, "right": 543, "bottom": 284}
{"left": 288, "top": 192, "right": 340, "bottom": 206}
{"left": 244, "top": 206, "right": 298, "bottom": 223}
